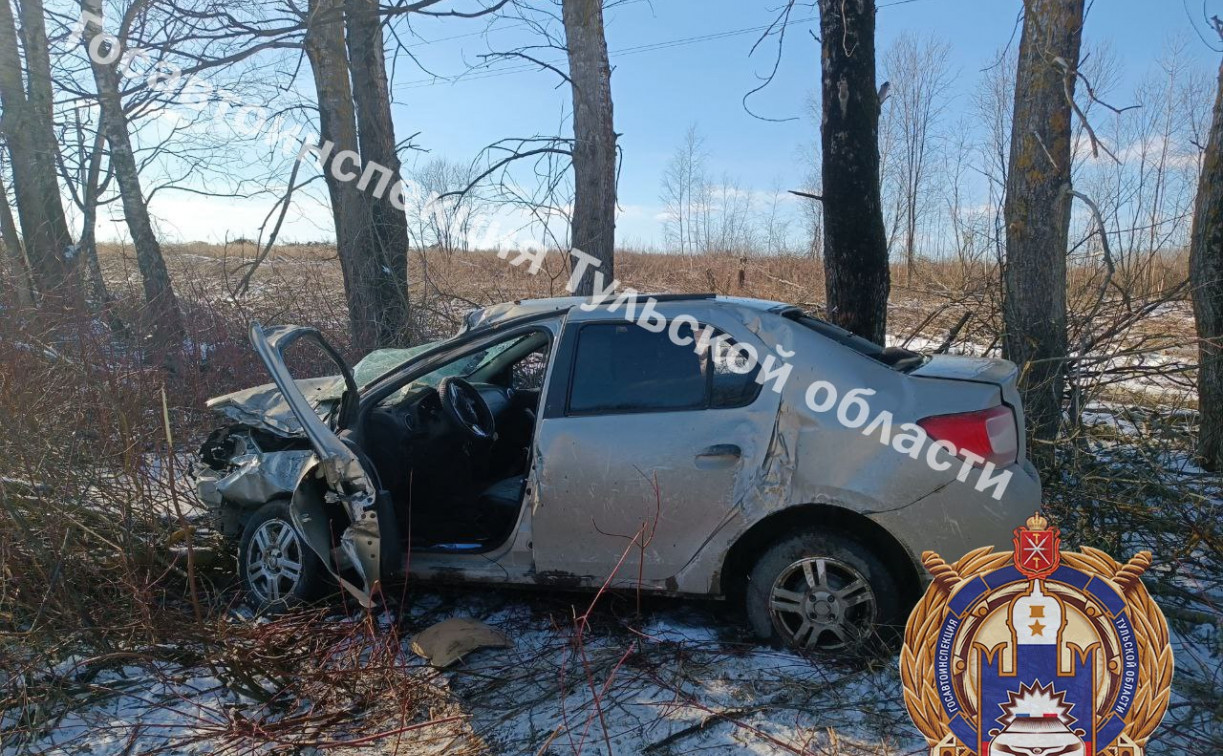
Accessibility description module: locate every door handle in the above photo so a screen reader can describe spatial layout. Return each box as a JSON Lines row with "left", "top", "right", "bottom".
{"left": 696, "top": 444, "right": 741, "bottom": 463}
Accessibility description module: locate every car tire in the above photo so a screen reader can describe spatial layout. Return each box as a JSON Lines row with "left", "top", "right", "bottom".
{"left": 745, "top": 529, "right": 902, "bottom": 653}
{"left": 238, "top": 500, "right": 328, "bottom": 614}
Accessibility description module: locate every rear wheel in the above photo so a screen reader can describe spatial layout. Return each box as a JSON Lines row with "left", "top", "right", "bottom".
{"left": 745, "top": 529, "right": 902, "bottom": 652}
{"left": 238, "top": 501, "right": 327, "bottom": 613}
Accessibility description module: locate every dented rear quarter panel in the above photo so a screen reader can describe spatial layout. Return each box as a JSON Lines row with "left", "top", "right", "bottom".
{"left": 666, "top": 307, "right": 1039, "bottom": 595}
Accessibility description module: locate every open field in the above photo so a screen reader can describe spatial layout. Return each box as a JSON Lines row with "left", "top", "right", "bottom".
{"left": 1, "top": 245, "right": 1218, "bottom": 754}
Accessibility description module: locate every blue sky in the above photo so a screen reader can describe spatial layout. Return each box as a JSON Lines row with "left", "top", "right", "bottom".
{"left": 102, "top": 0, "right": 1223, "bottom": 246}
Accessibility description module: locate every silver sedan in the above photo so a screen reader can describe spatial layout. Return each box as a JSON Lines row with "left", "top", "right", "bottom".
{"left": 194, "top": 294, "right": 1041, "bottom": 650}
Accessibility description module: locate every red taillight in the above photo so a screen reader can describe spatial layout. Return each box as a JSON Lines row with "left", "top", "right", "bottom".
{"left": 918, "top": 405, "right": 1018, "bottom": 467}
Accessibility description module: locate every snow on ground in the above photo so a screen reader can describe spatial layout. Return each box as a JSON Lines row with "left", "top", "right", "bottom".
{"left": 9, "top": 560, "right": 1215, "bottom": 755}
{"left": 3, "top": 590, "right": 922, "bottom": 756}
{"left": 403, "top": 590, "right": 918, "bottom": 756}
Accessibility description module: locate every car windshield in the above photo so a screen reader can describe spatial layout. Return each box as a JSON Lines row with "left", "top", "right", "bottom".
{"left": 392, "top": 336, "right": 528, "bottom": 399}
{"left": 352, "top": 343, "right": 438, "bottom": 388}
{"left": 291, "top": 343, "right": 440, "bottom": 415}
{"left": 307, "top": 337, "right": 525, "bottom": 412}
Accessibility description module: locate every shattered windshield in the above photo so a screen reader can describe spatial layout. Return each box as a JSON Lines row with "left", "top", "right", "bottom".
{"left": 296, "top": 343, "right": 440, "bottom": 411}
{"left": 302, "top": 338, "right": 520, "bottom": 408}
{"left": 381, "top": 336, "right": 527, "bottom": 404}
{"left": 352, "top": 343, "right": 438, "bottom": 388}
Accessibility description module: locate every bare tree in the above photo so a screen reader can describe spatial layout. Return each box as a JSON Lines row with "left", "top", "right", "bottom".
{"left": 1190, "top": 31, "right": 1223, "bottom": 470}
{"left": 704, "top": 174, "right": 756, "bottom": 256}
{"left": 562, "top": 0, "right": 616, "bottom": 295}
{"left": 407, "top": 158, "right": 488, "bottom": 252}
{"left": 1002, "top": 0, "right": 1085, "bottom": 460}
{"left": 940, "top": 121, "right": 972, "bottom": 270}
{"left": 795, "top": 98, "right": 824, "bottom": 261}
{"left": 660, "top": 124, "right": 707, "bottom": 254}
{"left": 80, "top": 0, "right": 184, "bottom": 348}
{"left": 302, "top": 0, "right": 511, "bottom": 346}
{"left": 304, "top": 0, "right": 374, "bottom": 347}
{"left": 65, "top": 114, "right": 115, "bottom": 311}
{"left": 974, "top": 45, "right": 1018, "bottom": 265}
{"left": 1082, "top": 41, "right": 1204, "bottom": 291}
{"left": 761, "top": 179, "right": 796, "bottom": 256}
{"left": 816, "top": 0, "right": 890, "bottom": 344}
{"left": 0, "top": 167, "right": 33, "bottom": 307}
{"left": 882, "top": 33, "right": 953, "bottom": 282}
{"left": 0, "top": 0, "right": 76, "bottom": 299}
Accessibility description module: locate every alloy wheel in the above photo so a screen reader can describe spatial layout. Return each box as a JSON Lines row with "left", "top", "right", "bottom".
{"left": 768, "top": 556, "right": 877, "bottom": 651}
{"left": 245, "top": 518, "right": 305, "bottom": 605}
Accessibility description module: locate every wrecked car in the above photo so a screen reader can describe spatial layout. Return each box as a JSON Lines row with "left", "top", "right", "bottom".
{"left": 195, "top": 294, "right": 1041, "bottom": 651}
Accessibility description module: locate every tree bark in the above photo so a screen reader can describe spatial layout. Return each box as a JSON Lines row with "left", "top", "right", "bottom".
{"left": 77, "top": 127, "right": 114, "bottom": 309}
{"left": 1001, "top": 0, "right": 1084, "bottom": 462}
{"left": 81, "top": 0, "right": 184, "bottom": 350}
{"left": 562, "top": 0, "right": 616, "bottom": 295}
{"left": 0, "top": 0, "right": 76, "bottom": 297}
{"left": 1190, "top": 57, "right": 1223, "bottom": 470}
{"left": 305, "top": 0, "right": 381, "bottom": 350}
{"left": 817, "top": 0, "right": 890, "bottom": 344}
{"left": 0, "top": 171, "right": 34, "bottom": 307}
{"left": 345, "top": 0, "right": 411, "bottom": 347}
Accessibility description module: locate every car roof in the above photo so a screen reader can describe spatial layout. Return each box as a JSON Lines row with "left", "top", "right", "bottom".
{"left": 461, "top": 294, "right": 790, "bottom": 332}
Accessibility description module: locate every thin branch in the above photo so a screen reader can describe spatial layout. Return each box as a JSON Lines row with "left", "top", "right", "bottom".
{"left": 234, "top": 157, "right": 306, "bottom": 298}
{"left": 440, "top": 140, "right": 572, "bottom": 201}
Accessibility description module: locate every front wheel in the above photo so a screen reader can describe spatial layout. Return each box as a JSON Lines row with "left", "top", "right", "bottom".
{"left": 745, "top": 530, "right": 902, "bottom": 652}
{"left": 238, "top": 500, "right": 327, "bottom": 613}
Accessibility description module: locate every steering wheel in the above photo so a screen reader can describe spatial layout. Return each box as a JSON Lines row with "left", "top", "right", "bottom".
{"left": 437, "top": 376, "right": 496, "bottom": 441}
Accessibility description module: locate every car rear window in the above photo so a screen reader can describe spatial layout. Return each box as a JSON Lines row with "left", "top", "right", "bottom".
{"left": 709, "top": 333, "right": 762, "bottom": 407}
{"left": 783, "top": 310, "right": 925, "bottom": 372}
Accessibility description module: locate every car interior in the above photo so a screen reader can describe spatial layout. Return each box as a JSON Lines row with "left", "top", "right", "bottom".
{"left": 356, "top": 329, "right": 552, "bottom": 553}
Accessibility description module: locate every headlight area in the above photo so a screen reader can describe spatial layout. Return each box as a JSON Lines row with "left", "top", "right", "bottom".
{"left": 193, "top": 426, "right": 314, "bottom": 540}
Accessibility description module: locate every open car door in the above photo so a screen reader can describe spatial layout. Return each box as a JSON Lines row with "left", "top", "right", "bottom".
{"left": 248, "top": 323, "right": 401, "bottom": 608}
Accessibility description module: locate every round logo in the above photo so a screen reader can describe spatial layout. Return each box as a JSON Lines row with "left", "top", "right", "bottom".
{"left": 900, "top": 513, "right": 1173, "bottom": 756}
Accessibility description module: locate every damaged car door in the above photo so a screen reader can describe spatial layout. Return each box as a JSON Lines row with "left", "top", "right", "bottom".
{"left": 248, "top": 323, "right": 401, "bottom": 607}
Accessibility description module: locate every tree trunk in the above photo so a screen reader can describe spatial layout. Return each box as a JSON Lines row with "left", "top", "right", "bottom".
{"left": 78, "top": 126, "right": 115, "bottom": 310}
{"left": 305, "top": 0, "right": 380, "bottom": 350}
{"left": 1190, "top": 57, "right": 1223, "bottom": 470}
{"left": 81, "top": 0, "right": 184, "bottom": 351}
{"left": 1001, "top": 0, "right": 1084, "bottom": 463}
{"left": 0, "top": 0, "right": 76, "bottom": 298}
{"left": 345, "top": 0, "right": 411, "bottom": 347}
{"left": 905, "top": 193, "right": 916, "bottom": 284}
{"left": 562, "top": 0, "right": 616, "bottom": 295}
{"left": 0, "top": 172, "right": 34, "bottom": 307}
{"left": 817, "top": 0, "right": 890, "bottom": 344}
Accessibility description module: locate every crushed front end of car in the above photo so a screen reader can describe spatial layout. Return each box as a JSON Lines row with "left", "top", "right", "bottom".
{"left": 192, "top": 332, "right": 419, "bottom": 609}
{"left": 194, "top": 423, "right": 315, "bottom": 540}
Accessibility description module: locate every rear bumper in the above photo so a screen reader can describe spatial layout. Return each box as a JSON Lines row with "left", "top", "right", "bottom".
{"left": 871, "top": 459, "right": 1041, "bottom": 576}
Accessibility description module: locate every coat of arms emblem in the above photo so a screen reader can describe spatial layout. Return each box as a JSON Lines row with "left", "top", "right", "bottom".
{"left": 900, "top": 513, "right": 1174, "bottom": 756}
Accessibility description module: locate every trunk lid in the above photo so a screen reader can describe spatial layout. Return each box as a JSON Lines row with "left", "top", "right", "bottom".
{"left": 910, "top": 354, "right": 1027, "bottom": 461}
{"left": 910, "top": 354, "right": 1018, "bottom": 387}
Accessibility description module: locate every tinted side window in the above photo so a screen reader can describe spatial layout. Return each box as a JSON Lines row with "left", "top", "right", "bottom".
{"left": 568, "top": 324, "right": 706, "bottom": 413}
{"left": 709, "top": 335, "right": 762, "bottom": 408}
